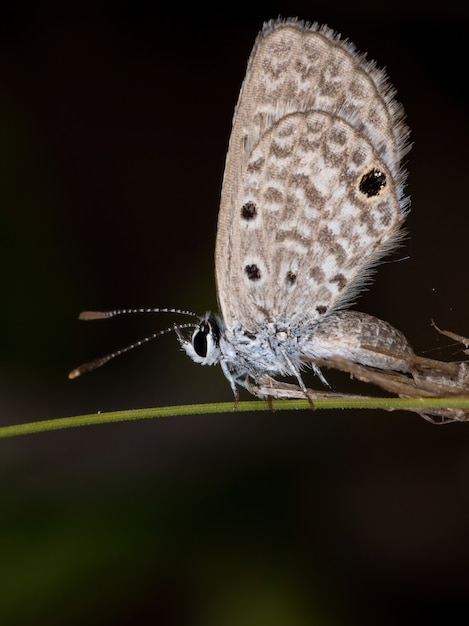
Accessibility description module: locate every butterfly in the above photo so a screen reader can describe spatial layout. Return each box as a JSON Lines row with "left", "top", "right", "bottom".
{"left": 70, "top": 19, "right": 469, "bottom": 422}
{"left": 177, "top": 18, "right": 411, "bottom": 400}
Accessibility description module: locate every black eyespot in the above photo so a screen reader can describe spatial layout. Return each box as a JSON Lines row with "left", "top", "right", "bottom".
{"left": 241, "top": 202, "right": 257, "bottom": 220}
{"left": 359, "top": 168, "right": 387, "bottom": 197}
{"left": 193, "top": 326, "right": 209, "bottom": 357}
{"left": 286, "top": 271, "right": 297, "bottom": 285}
{"left": 316, "top": 305, "right": 328, "bottom": 315}
{"left": 245, "top": 264, "right": 261, "bottom": 280}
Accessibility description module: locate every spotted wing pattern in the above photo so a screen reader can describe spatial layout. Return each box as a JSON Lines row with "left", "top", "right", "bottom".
{"left": 215, "top": 19, "right": 410, "bottom": 331}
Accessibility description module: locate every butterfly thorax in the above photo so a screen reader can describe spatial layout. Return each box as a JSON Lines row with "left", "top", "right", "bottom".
{"left": 178, "top": 311, "right": 309, "bottom": 393}
{"left": 222, "top": 321, "right": 305, "bottom": 373}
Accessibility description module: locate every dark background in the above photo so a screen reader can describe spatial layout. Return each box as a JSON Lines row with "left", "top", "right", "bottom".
{"left": 0, "top": 1, "right": 468, "bottom": 624}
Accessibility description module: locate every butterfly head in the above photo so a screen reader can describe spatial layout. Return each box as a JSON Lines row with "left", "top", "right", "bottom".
{"left": 176, "top": 312, "right": 222, "bottom": 366}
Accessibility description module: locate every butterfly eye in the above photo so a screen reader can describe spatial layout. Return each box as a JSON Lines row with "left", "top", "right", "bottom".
{"left": 192, "top": 324, "right": 210, "bottom": 357}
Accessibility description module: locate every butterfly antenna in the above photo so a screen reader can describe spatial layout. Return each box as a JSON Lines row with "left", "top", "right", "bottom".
{"left": 78, "top": 307, "right": 197, "bottom": 320}
{"left": 68, "top": 322, "right": 196, "bottom": 379}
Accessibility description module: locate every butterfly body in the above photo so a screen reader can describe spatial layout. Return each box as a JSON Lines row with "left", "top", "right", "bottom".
{"left": 179, "top": 309, "right": 413, "bottom": 399}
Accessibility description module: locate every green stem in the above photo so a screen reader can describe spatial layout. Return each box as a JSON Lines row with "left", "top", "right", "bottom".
{"left": 1, "top": 396, "right": 469, "bottom": 439}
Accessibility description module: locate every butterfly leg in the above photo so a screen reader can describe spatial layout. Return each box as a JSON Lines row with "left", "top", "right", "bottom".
{"left": 245, "top": 371, "right": 317, "bottom": 408}
{"left": 245, "top": 374, "right": 308, "bottom": 400}
{"left": 220, "top": 360, "right": 241, "bottom": 406}
{"left": 282, "top": 349, "right": 317, "bottom": 408}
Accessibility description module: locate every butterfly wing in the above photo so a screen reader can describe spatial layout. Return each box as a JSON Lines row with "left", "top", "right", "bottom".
{"left": 215, "top": 19, "right": 410, "bottom": 332}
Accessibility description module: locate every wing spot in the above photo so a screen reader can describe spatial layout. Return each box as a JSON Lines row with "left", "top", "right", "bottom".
{"left": 271, "top": 141, "right": 293, "bottom": 158}
{"left": 351, "top": 148, "right": 367, "bottom": 167}
{"left": 359, "top": 169, "right": 387, "bottom": 197}
{"left": 286, "top": 271, "right": 297, "bottom": 285}
{"left": 329, "top": 127, "right": 347, "bottom": 145}
{"left": 245, "top": 264, "right": 261, "bottom": 281}
{"left": 241, "top": 202, "right": 258, "bottom": 220}
{"left": 330, "top": 273, "right": 347, "bottom": 290}
{"left": 264, "top": 187, "right": 283, "bottom": 204}
{"left": 309, "top": 266, "right": 325, "bottom": 282}
{"left": 316, "top": 305, "right": 328, "bottom": 315}
{"left": 247, "top": 156, "right": 265, "bottom": 173}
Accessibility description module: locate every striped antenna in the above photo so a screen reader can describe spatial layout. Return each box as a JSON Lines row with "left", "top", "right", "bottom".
{"left": 68, "top": 322, "right": 196, "bottom": 379}
{"left": 78, "top": 307, "right": 197, "bottom": 320}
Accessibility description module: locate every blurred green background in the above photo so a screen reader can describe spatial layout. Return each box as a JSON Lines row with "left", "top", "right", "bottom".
{"left": 0, "top": 1, "right": 468, "bottom": 624}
